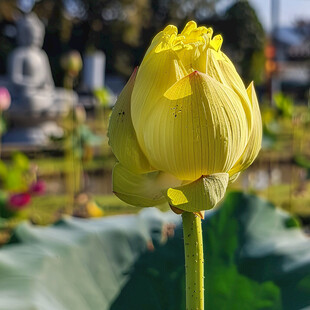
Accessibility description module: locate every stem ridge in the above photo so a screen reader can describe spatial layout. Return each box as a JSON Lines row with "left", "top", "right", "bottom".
{"left": 182, "top": 212, "right": 204, "bottom": 310}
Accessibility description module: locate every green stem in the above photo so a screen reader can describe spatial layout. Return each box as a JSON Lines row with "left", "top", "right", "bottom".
{"left": 182, "top": 212, "right": 204, "bottom": 310}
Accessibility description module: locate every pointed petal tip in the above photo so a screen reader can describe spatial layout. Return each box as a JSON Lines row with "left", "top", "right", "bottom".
{"left": 181, "top": 21, "right": 198, "bottom": 35}
{"left": 187, "top": 70, "right": 203, "bottom": 80}
{"left": 210, "top": 34, "right": 223, "bottom": 51}
{"left": 247, "top": 81, "right": 255, "bottom": 92}
{"left": 129, "top": 66, "right": 139, "bottom": 83}
{"left": 185, "top": 20, "right": 197, "bottom": 28}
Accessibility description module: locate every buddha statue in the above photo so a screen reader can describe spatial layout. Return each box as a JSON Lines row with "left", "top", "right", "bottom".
{"left": 3, "top": 13, "right": 78, "bottom": 145}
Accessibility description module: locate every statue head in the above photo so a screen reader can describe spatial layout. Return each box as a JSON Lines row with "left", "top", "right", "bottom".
{"left": 17, "top": 13, "right": 45, "bottom": 47}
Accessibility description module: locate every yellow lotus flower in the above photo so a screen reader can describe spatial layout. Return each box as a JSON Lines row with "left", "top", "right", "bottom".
{"left": 108, "top": 21, "right": 262, "bottom": 213}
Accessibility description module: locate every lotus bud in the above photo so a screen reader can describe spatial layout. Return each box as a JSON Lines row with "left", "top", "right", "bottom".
{"left": 108, "top": 21, "right": 262, "bottom": 213}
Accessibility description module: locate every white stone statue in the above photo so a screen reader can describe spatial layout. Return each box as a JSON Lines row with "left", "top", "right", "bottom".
{"left": 3, "top": 13, "right": 78, "bottom": 145}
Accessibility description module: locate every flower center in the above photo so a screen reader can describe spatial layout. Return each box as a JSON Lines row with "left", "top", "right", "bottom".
{"left": 155, "top": 21, "right": 213, "bottom": 54}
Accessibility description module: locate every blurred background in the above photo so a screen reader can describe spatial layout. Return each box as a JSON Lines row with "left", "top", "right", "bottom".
{"left": 0, "top": 1, "right": 309, "bottom": 309}
{"left": 0, "top": 0, "right": 308, "bottom": 238}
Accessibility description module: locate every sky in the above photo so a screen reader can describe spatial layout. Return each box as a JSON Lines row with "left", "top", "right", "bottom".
{"left": 218, "top": 0, "right": 310, "bottom": 31}
{"left": 250, "top": 0, "right": 310, "bottom": 31}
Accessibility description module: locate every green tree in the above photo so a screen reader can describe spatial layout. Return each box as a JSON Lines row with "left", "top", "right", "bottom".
{"left": 204, "top": 0, "right": 265, "bottom": 85}
{"left": 0, "top": 0, "right": 265, "bottom": 84}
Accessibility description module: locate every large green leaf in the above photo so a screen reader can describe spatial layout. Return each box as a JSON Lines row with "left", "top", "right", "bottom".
{"left": 0, "top": 209, "right": 178, "bottom": 310}
{"left": 0, "top": 192, "right": 309, "bottom": 310}
{"left": 112, "top": 192, "right": 310, "bottom": 310}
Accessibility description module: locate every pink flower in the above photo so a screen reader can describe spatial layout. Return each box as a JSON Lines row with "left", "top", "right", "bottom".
{"left": 0, "top": 87, "right": 11, "bottom": 111}
{"left": 8, "top": 193, "right": 31, "bottom": 210}
{"left": 30, "top": 180, "right": 46, "bottom": 195}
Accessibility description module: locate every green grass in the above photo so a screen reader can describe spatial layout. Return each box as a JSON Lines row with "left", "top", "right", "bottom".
{"left": 34, "top": 156, "right": 116, "bottom": 176}
{"left": 0, "top": 193, "right": 146, "bottom": 245}
{"left": 258, "top": 182, "right": 310, "bottom": 217}
{"left": 2, "top": 194, "right": 142, "bottom": 229}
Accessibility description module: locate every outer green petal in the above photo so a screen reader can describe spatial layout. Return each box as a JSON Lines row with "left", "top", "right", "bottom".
{"left": 108, "top": 68, "right": 153, "bottom": 174}
{"left": 140, "top": 71, "right": 250, "bottom": 181}
{"left": 229, "top": 82, "right": 262, "bottom": 175}
{"left": 131, "top": 50, "right": 187, "bottom": 153}
{"left": 164, "top": 173, "right": 229, "bottom": 212}
{"left": 113, "top": 163, "right": 182, "bottom": 207}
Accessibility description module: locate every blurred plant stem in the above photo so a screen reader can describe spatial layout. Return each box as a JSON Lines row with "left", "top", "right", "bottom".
{"left": 94, "top": 88, "right": 111, "bottom": 133}
{"left": 64, "top": 75, "right": 82, "bottom": 214}
{"left": 182, "top": 212, "right": 204, "bottom": 310}
{"left": 64, "top": 127, "right": 82, "bottom": 214}
{"left": 95, "top": 104, "right": 106, "bottom": 132}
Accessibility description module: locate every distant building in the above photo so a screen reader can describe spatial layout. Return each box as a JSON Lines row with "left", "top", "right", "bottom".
{"left": 79, "top": 51, "right": 125, "bottom": 109}
{"left": 273, "top": 23, "right": 310, "bottom": 98}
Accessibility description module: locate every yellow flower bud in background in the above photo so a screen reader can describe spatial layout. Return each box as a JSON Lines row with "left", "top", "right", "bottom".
{"left": 61, "top": 50, "right": 83, "bottom": 78}
{"left": 108, "top": 21, "right": 262, "bottom": 213}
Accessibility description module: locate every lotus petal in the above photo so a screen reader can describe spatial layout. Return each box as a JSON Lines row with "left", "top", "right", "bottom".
{"left": 108, "top": 68, "right": 153, "bottom": 174}
{"left": 113, "top": 163, "right": 182, "bottom": 207}
{"left": 139, "top": 71, "right": 250, "bottom": 180}
{"left": 164, "top": 173, "right": 229, "bottom": 212}
{"left": 229, "top": 82, "right": 262, "bottom": 176}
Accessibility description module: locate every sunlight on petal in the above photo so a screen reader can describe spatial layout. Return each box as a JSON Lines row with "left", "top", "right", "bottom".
{"left": 108, "top": 68, "right": 153, "bottom": 174}
{"left": 164, "top": 173, "right": 229, "bottom": 212}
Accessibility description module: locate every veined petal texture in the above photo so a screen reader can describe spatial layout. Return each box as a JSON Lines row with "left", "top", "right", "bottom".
{"left": 131, "top": 49, "right": 187, "bottom": 152}
{"left": 164, "top": 173, "right": 229, "bottom": 212}
{"left": 174, "top": 21, "right": 212, "bottom": 73}
{"left": 143, "top": 25, "right": 178, "bottom": 60}
{"left": 108, "top": 68, "right": 153, "bottom": 174}
{"left": 229, "top": 82, "right": 262, "bottom": 176}
{"left": 113, "top": 163, "right": 182, "bottom": 207}
{"left": 140, "top": 71, "right": 250, "bottom": 181}
{"left": 206, "top": 40, "right": 252, "bottom": 132}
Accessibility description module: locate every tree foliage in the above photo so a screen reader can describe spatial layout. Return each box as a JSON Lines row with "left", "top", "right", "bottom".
{"left": 0, "top": 0, "right": 265, "bottom": 85}
{"left": 203, "top": 0, "right": 265, "bottom": 85}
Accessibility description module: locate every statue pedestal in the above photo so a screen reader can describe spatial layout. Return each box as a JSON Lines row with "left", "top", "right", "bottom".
{"left": 2, "top": 89, "right": 78, "bottom": 146}
{"left": 2, "top": 122, "right": 62, "bottom": 146}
